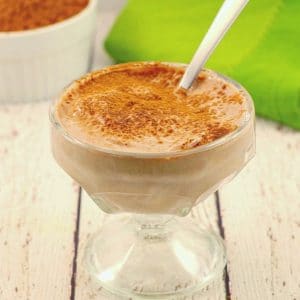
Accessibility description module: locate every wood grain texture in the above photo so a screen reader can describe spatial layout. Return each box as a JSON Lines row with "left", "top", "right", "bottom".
{"left": 0, "top": 103, "right": 79, "bottom": 300}
{"left": 219, "top": 119, "right": 300, "bottom": 300}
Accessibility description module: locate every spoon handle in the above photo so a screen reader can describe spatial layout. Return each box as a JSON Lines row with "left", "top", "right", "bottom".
{"left": 179, "top": 0, "right": 249, "bottom": 89}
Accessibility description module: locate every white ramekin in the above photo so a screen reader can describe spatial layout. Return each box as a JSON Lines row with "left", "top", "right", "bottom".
{"left": 0, "top": 0, "right": 98, "bottom": 103}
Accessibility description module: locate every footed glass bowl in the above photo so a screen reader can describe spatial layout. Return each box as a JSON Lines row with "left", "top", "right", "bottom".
{"left": 50, "top": 66, "right": 255, "bottom": 299}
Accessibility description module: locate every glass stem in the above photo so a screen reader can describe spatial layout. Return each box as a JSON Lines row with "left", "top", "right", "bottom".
{"left": 133, "top": 214, "right": 175, "bottom": 240}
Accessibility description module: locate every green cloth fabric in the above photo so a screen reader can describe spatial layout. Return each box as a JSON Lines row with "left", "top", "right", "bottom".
{"left": 105, "top": 0, "right": 300, "bottom": 129}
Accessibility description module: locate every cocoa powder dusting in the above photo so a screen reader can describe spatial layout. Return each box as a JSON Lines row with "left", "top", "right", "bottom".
{"left": 56, "top": 62, "right": 247, "bottom": 152}
{"left": 0, "top": 0, "right": 89, "bottom": 32}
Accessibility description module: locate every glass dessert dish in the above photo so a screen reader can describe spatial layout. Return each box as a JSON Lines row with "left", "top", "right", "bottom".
{"left": 50, "top": 66, "right": 255, "bottom": 299}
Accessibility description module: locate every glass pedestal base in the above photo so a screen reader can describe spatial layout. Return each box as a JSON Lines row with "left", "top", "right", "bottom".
{"left": 85, "top": 214, "right": 226, "bottom": 299}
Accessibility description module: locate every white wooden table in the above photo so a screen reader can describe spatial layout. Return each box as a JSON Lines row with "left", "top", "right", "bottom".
{"left": 0, "top": 2, "right": 300, "bottom": 299}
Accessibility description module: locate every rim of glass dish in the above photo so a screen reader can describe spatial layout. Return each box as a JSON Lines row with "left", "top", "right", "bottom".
{"left": 49, "top": 62, "right": 255, "bottom": 159}
{"left": 0, "top": 0, "right": 97, "bottom": 38}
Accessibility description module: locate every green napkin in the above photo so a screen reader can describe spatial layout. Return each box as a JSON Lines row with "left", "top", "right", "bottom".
{"left": 105, "top": 0, "right": 300, "bottom": 130}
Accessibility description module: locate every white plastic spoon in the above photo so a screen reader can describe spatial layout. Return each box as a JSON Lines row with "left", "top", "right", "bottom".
{"left": 179, "top": 0, "right": 249, "bottom": 90}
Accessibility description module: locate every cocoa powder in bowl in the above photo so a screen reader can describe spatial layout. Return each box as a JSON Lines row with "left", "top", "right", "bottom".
{"left": 0, "top": 0, "right": 89, "bottom": 32}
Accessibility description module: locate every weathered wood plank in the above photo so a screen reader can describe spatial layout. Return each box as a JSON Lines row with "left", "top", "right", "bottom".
{"left": 0, "top": 103, "right": 79, "bottom": 300}
{"left": 219, "top": 119, "right": 300, "bottom": 300}
{"left": 74, "top": 191, "right": 105, "bottom": 300}
{"left": 192, "top": 196, "right": 228, "bottom": 300}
